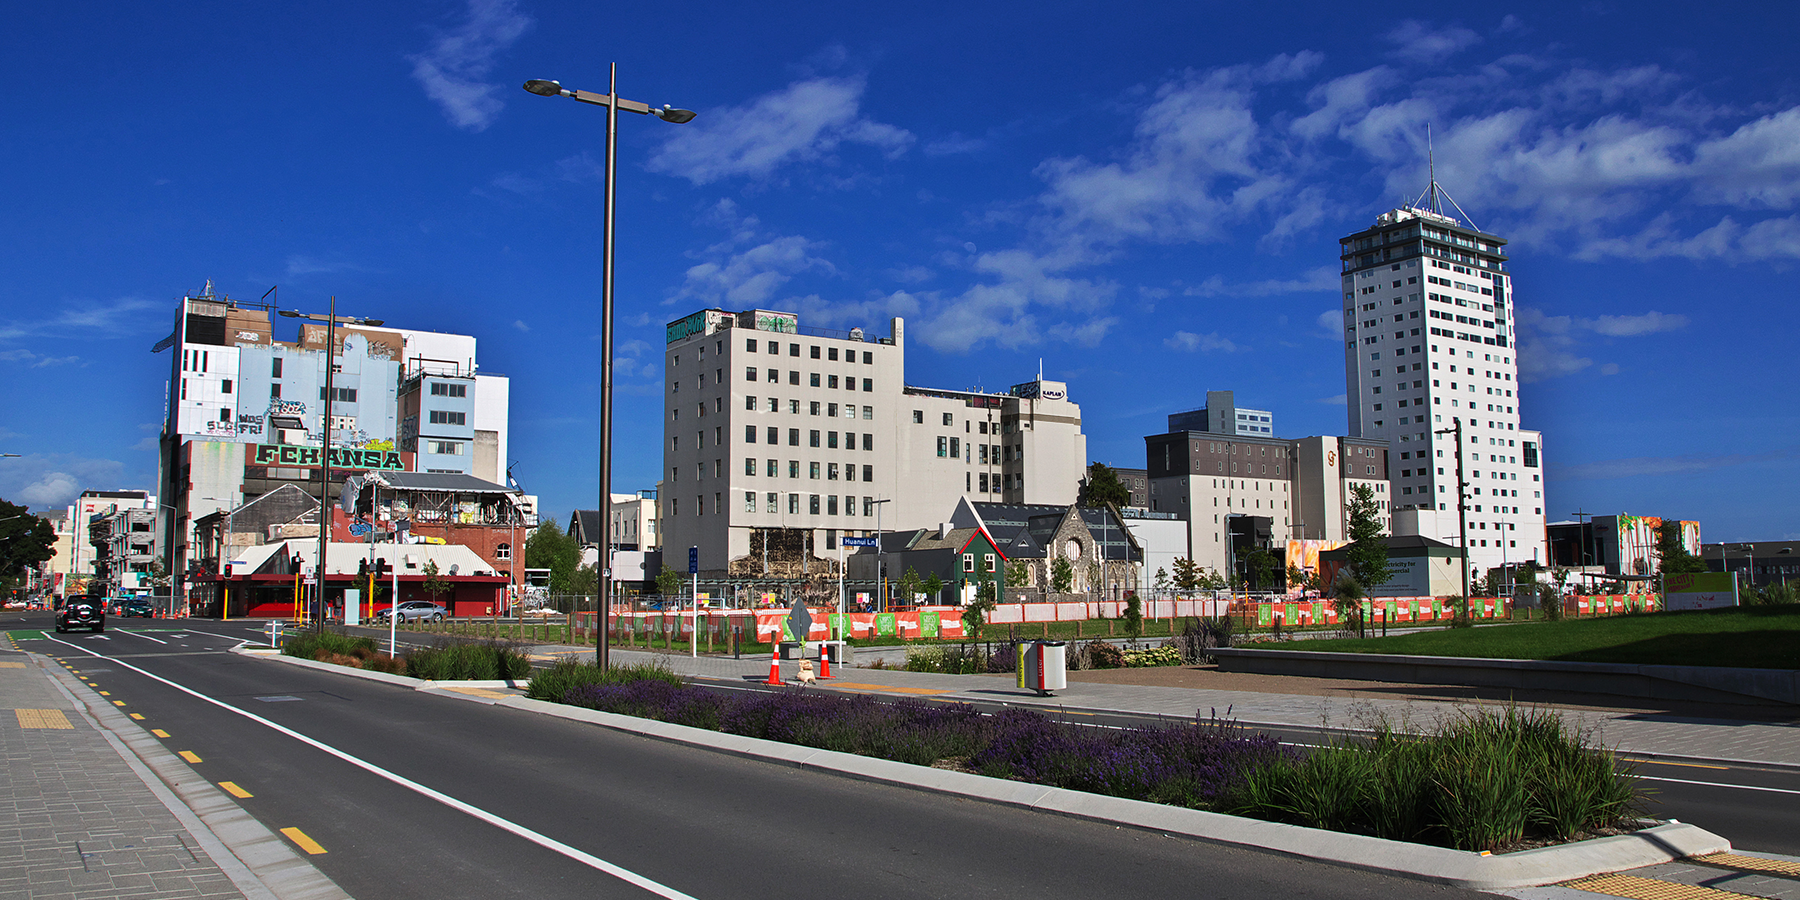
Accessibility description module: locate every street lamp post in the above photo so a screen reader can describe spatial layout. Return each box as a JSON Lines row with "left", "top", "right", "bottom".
{"left": 522, "top": 69, "right": 694, "bottom": 670}
{"left": 1433, "top": 419, "right": 1471, "bottom": 604}
{"left": 279, "top": 299, "right": 383, "bottom": 632}
{"left": 870, "top": 498, "right": 891, "bottom": 612}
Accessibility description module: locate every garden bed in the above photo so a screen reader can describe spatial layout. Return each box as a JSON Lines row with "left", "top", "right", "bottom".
{"left": 526, "top": 660, "right": 1645, "bottom": 854}
{"left": 282, "top": 629, "right": 530, "bottom": 680}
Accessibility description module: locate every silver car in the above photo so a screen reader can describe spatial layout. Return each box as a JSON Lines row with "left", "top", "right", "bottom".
{"left": 378, "top": 601, "right": 448, "bottom": 623}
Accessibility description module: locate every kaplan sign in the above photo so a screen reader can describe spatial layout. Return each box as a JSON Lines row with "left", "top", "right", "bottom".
{"left": 251, "top": 444, "right": 407, "bottom": 471}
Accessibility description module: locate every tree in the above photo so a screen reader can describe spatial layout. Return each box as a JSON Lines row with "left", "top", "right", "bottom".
{"left": 1077, "top": 463, "right": 1131, "bottom": 509}
{"left": 921, "top": 572, "right": 944, "bottom": 604}
{"left": 1656, "top": 522, "right": 1707, "bottom": 575}
{"left": 654, "top": 567, "right": 684, "bottom": 599}
{"left": 1238, "top": 546, "right": 1280, "bottom": 592}
{"left": 1050, "top": 557, "right": 1073, "bottom": 593}
{"left": 1171, "top": 557, "right": 1199, "bottom": 593}
{"left": 0, "top": 500, "right": 55, "bottom": 584}
{"left": 1122, "top": 591, "right": 1143, "bottom": 641}
{"left": 569, "top": 563, "right": 598, "bottom": 597}
{"left": 965, "top": 580, "right": 997, "bottom": 640}
{"left": 1154, "top": 567, "right": 1170, "bottom": 596}
{"left": 1004, "top": 558, "right": 1031, "bottom": 589}
{"left": 1195, "top": 567, "right": 1228, "bottom": 592}
{"left": 1343, "top": 483, "right": 1393, "bottom": 590}
{"left": 421, "top": 560, "right": 451, "bottom": 606}
{"left": 897, "top": 566, "right": 922, "bottom": 606}
{"left": 1287, "top": 564, "right": 1320, "bottom": 598}
{"left": 1332, "top": 574, "right": 1366, "bottom": 638}
{"left": 524, "top": 517, "right": 582, "bottom": 596}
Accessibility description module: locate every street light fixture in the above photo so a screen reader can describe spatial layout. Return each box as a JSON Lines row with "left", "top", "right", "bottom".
{"left": 521, "top": 66, "right": 694, "bottom": 670}
{"left": 279, "top": 300, "right": 382, "bottom": 631}
{"left": 1433, "top": 419, "right": 1472, "bottom": 608}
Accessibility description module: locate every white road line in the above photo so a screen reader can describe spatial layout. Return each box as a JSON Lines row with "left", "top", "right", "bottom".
{"left": 43, "top": 635, "right": 699, "bottom": 900}
{"left": 1637, "top": 774, "right": 1800, "bottom": 796}
{"left": 113, "top": 630, "right": 169, "bottom": 645}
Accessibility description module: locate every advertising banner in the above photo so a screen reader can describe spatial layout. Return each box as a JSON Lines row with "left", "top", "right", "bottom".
{"left": 1663, "top": 572, "right": 1738, "bottom": 611}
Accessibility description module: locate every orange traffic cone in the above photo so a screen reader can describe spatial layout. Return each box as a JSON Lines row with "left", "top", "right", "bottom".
{"left": 765, "top": 648, "right": 783, "bottom": 685}
{"left": 818, "top": 647, "right": 833, "bottom": 679}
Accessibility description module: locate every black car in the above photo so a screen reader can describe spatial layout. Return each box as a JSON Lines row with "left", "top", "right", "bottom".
{"left": 56, "top": 599, "right": 106, "bottom": 633}
{"left": 119, "top": 597, "right": 155, "bottom": 618}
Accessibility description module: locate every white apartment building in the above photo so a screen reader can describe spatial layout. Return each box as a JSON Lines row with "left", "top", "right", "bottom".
{"left": 58, "top": 490, "right": 154, "bottom": 597}
{"left": 659, "top": 309, "right": 1086, "bottom": 577}
{"left": 1339, "top": 201, "right": 1547, "bottom": 575}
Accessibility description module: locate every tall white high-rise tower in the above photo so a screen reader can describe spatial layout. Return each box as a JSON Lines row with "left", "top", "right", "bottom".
{"left": 1338, "top": 178, "right": 1547, "bottom": 582}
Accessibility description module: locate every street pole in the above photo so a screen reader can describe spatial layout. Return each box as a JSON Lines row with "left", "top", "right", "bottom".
{"left": 1434, "top": 419, "right": 1471, "bottom": 602}
{"left": 523, "top": 70, "right": 695, "bottom": 670}
{"left": 317, "top": 295, "right": 336, "bottom": 632}
{"left": 871, "top": 498, "right": 891, "bottom": 612}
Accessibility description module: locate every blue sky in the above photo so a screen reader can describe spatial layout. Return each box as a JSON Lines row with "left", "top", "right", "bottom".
{"left": 2, "top": 1, "right": 1796, "bottom": 542}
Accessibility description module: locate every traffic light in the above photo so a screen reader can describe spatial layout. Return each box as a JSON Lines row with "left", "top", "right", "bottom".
{"left": 357, "top": 559, "right": 369, "bottom": 577}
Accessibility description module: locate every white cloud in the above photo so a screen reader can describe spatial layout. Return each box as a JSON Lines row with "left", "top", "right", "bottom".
{"left": 512, "top": 320, "right": 530, "bottom": 332}
{"left": 1691, "top": 107, "right": 1800, "bottom": 209}
{"left": 1317, "top": 393, "right": 1347, "bottom": 406}
{"left": 1515, "top": 307, "right": 1689, "bottom": 382}
{"left": 648, "top": 76, "right": 913, "bottom": 184}
{"left": 666, "top": 201, "right": 837, "bottom": 309}
{"left": 1183, "top": 266, "right": 1341, "bottom": 298}
{"left": 19, "top": 472, "right": 79, "bottom": 507}
{"left": 1552, "top": 446, "right": 1798, "bottom": 481}
{"left": 923, "top": 133, "right": 986, "bottom": 156}
{"left": 0, "top": 296, "right": 160, "bottom": 343}
{"left": 285, "top": 255, "right": 364, "bottom": 278}
{"left": 408, "top": 0, "right": 532, "bottom": 132}
{"left": 1164, "top": 330, "right": 1239, "bottom": 353}
{"left": 1384, "top": 20, "right": 1482, "bottom": 64}
{"left": 1315, "top": 309, "right": 1345, "bottom": 340}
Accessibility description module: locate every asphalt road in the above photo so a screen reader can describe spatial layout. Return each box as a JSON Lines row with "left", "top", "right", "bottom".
{"left": 8, "top": 611, "right": 1798, "bottom": 899}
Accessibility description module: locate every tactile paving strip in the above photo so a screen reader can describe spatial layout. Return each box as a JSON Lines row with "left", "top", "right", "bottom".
{"left": 1691, "top": 852, "right": 1800, "bottom": 880}
{"left": 15, "top": 708, "right": 74, "bottom": 729}
{"left": 1561, "top": 874, "right": 1762, "bottom": 900}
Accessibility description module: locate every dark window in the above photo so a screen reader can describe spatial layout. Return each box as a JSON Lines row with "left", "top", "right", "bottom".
{"left": 862, "top": 378, "right": 872, "bottom": 392}
{"left": 828, "top": 347, "right": 838, "bottom": 361}
{"left": 862, "top": 465, "right": 873, "bottom": 482}
{"left": 745, "top": 425, "right": 756, "bottom": 443}
{"left": 827, "top": 432, "right": 838, "bottom": 449}
{"left": 272, "top": 358, "right": 283, "bottom": 378}
{"left": 862, "top": 433, "right": 873, "bottom": 451}
{"left": 810, "top": 373, "right": 821, "bottom": 387}
{"left": 789, "top": 371, "right": 799, "bottom": 385}
{"left": 746, "top": 338, "right": 757, "bottom": 352}
{"left": 809, "top": 430, "right": 821, "bottom": 447}
{"left": 788, "top": 428, "right": 800, "bottom": 446}
{"left": 789, "top": 343, "right": 800, "bottom": 357}
{"left": 767, "top": 426, "right": 778, "bottom": 443}
{"left": 862, "top": 351, "right": 872, "bottom": 364}
{"left": 746, "top": 367, "right": 757, "bottom": 381}
{"left": 810, "top": 345, "right": 821, "bottom": 359}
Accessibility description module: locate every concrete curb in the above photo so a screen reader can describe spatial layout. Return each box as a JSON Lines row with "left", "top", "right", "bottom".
{"left": 233, "top": 648, "right": 524, "bottom": 692}
{"left": 239, "top": 649, "right": 1732, "bottom": 890}
{"left": 36, "top": 655, "right": 351, "bottom": 900}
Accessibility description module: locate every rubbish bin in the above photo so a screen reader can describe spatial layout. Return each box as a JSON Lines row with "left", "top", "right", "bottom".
{"left": 1017, "top": 640, "right": 1067, "bottom": 696}
{"left": 778, "top": 641, "right": 806, "bottom": 660}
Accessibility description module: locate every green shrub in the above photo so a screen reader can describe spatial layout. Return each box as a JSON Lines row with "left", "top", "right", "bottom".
{"left": 1221, "top": 706, "right": 1642, "bottom": 852}
{"left": 403, "top": 639, "right": 530, "bottom": 681}
{"left": 525, "top": 658, "right": 680, "bottom": 701}
{"left": 282, "top": 629, "right": 376, "bottom": 661}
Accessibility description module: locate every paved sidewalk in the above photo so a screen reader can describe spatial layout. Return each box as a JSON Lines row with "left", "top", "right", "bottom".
{"left": 528, "top": 643, "right": 1800, "bottom": 767}
{"left": 0, "top": 646, "right": 343, "bottom": 900}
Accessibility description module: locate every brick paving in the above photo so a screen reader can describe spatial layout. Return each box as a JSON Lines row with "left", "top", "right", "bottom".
{"left": 0, "top": 650, "right": 244, "bottom": 900}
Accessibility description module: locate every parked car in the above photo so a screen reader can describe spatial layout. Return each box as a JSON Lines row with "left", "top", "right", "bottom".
{"left": 376, "top": 601, "right": 448, "bottom": 623}
{"left": 118, "top": 598, "right": 155, "bottom": 618}
{"left": 56, "top": 599, "right": 105, "bottom": 633}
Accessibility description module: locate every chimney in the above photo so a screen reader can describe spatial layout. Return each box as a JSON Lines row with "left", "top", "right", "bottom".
{"left": 939, "top": 523, "right": 952, "bottom": 540}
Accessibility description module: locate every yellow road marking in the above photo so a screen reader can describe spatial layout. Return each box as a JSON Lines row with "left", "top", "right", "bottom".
{"left": 219, "top": 781, "right": 254, "bottom": 799}
{"left": 178, "top": 750, "right": 202, "bottom": 763}
{"left": 98, "top": 690, "right": 110, "bottom": 696}
{"left": 281, "top": 827, "right": 326, "bottom": 855}
{"left": 129, "top": 713, "right": 145, "bottom": 720}
{"left": 439, "top": 686, "right": 514, "bottom": 700}
{"left": 151, "top": 729, "right": 170, "bottom": 738}
{"left": 824, "top": 681, "right": 956, "bottom": 696}
{"left": 0, "top": 661, "right": 25, "bottom": 668}
{"left": 1639, "top": 759, "right": 1730, "bottom": 770}
{"left": 1562, "top": 874, "right": 1760, "bottom": 899}
{"left": 112, "top": 700, "right": 126, "bottom": 707}
{"left": 15, "top": 709, "right": 73, "bottom": 729}
{"left": 1693, "top": 852, "right": 1800, "bottom": 878}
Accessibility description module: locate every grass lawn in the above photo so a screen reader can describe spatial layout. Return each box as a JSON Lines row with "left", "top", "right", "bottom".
{"left": 1249, "top": 605, "right": 1800, "bottom": 669}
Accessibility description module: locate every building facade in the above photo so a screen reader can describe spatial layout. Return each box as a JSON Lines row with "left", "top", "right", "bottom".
{"left": 1338, "top": 202, "right": 1547, "bottom": 576}
{"left": 1166, "top": 390, "right": 1274, "bottom": 436}
{"left": 658, "top": 309, "right": 1087, "bottom": 579}
{"left": 154, "top": 283, "right": 511, "bottom": 603}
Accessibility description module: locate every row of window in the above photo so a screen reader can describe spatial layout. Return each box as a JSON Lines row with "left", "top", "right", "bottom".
{"left": 740, "top": 458, "right": 876, "bottom": 482}
{"left": 744, "top": 398, "right": 875, "bottom": 418}
{"left": 738, "top": 368, "right": 876, "bottom": 391}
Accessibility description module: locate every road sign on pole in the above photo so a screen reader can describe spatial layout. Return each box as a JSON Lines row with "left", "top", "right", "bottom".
{"left": 688, "top": 546, "right": 698, "bottom": 574}
{"left": 841, "top": 537, "right": 877, "bottom": 548}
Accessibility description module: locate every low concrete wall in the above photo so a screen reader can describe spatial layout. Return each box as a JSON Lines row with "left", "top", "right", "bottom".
{"left": 1209, "top": 648, "right": 1800, "bottom": 707}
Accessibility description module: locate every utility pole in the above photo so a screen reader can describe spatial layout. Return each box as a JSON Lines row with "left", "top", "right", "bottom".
{"left": 1434, "top": 419, "right": 1471, "bottom": 603}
